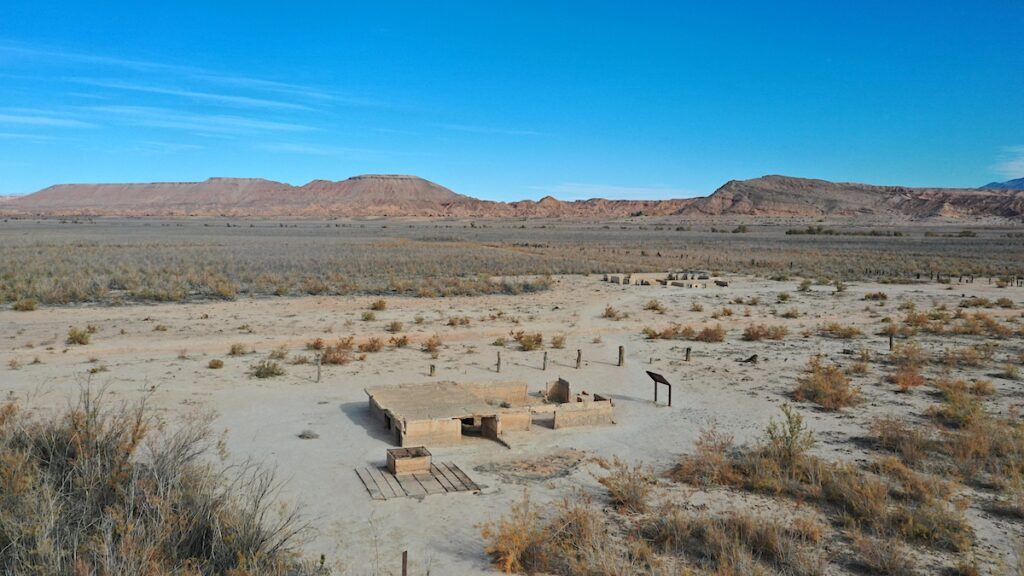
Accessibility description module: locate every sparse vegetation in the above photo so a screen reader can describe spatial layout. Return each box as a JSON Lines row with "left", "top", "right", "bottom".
{"left": 249, "top": 359, "right": 285, "bottom": 378}
{"left": 793, "top": 356, "right": 859, "bottom": 409}
{"left": 0, "top": 391, "right": 323, "bottom": 574}
{"left": 208, "top": 358, "right": 224, "bottom": 369}
{"left": 66, "top": 327, "right": 90, "bottom": 345}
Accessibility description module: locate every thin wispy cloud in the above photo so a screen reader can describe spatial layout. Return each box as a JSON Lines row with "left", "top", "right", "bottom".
{"left": 2, "top": 42, "right": 383, "bottom": 109}
{"left": 433, "top": 122, "right": 543, "bottom": 136}
{"left": 0, "top": 111, "right": 95, "bottom": 128}
{"left": 0, "top": 132, "right": 62, "bottom": 142}
{"left": 532, "top": 182, "right": 697, "bottom": 200}
{"left": 87, "top": 105, "right": 315, "bottom": 134}
{"left": 994, "top": 145, "right": 1024, "bottom": 179}
{"left": 72, "top": 79, "right": 313, "bottom": 111}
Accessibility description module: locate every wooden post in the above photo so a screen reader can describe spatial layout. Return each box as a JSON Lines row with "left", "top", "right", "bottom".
{"left": 429, "top": 364, "right": 435, "bottom": 377}
{"left": 684, "top": 347, "right": 691, "bottom": 362}
{"left": 316, "top": 353, "right": 321, "bottom": 383}
{"left": 402, "top": 550, "right": 408, "bottom": 576}
{"left": 888, "top": 333, "right": 894, "bottom": 351}
{"left": 617, "top": 345, "right": 625, "bottom": 367}
{"left": 542, "top": 351, "right": 548, "bottom": 371}
{"left": 496, "top": 351, "right": 501, "bottom": 373}
{"left": 576, "top": 349, "right": 582, "bottom": 369}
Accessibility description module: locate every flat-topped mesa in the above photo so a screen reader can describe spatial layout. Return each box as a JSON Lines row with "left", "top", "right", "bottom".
{"left": 5, "top": 173, "right": 1023, "bottom": 218}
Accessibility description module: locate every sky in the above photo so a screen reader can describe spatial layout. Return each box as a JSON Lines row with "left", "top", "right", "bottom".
{"left": 1, "top": 1, "right": 1022, "bottom": 200}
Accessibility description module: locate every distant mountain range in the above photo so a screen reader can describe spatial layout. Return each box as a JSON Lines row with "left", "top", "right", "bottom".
{"left": 2, "top": 174, "right": 1023, "bottom": 219}
{"left": 981, "top": 177, "right": 1024, "bottom": 191}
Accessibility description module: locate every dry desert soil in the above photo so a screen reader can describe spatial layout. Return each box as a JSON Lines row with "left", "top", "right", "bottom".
{"left": 3, "top": 274, "right": 1024, "bottom": 574}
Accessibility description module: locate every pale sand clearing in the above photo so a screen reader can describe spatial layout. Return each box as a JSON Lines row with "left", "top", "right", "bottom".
{"left": 2, "top": 275, "right": 1022, "bottom": 574}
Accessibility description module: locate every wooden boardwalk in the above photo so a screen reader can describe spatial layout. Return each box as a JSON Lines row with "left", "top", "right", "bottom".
{"left": 356, "top": 462, "right": 480, "bottom": 500}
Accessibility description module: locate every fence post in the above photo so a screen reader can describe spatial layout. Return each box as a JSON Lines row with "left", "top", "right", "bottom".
{"left": 617, "top": 346, "right": 625, "bottom": 367}
{"left": 402, "top": 550, "right": 408, "bottom": 576}
{"left": 685, "top": 347, "right": 691, "bottom": 362}
{"left": 496, "top": 351, "right": 501, "bottom": 373}
{"left": 576, "top": 349, "right": 582, "bottom": 369}
{"left": 429, "top": 364, "right": 435, "bottom": 377}
{"left": 542, "top": 351, "right": 548, "bottom": 371}
{"left": 316, "top": 353, "right": 321, "bottom": 383}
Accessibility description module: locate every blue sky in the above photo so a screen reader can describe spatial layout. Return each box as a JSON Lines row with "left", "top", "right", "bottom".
{"left": 1, "top": 1, "right": 1022, "bottom": 199}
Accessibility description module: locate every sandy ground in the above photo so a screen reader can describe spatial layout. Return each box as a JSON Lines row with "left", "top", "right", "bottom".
{"left": 3, "top": 274, "right": 1023, "bottom": 574}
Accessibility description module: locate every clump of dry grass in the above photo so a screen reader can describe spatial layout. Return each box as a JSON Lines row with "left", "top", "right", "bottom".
{"left": 228, "top": 342, "right": 250, "bottom": 356}
{"left": 818, "top": 322, "right": 862, "bottom": 339}
{"left": 602, "top": 305, "right": 627, "bottom": 320}
{"left": 319, "top": 336, "right": 355, "bottom": 365}
{"left": 551, "top": 334, "right": 566, "bottom": 349}
{"left": 249, "top": 359, "right": 285, "bottom": 378}
{"left": 369, "top": 298, "right": 387, "bottom": 311}
{"left": 643, "top": 299, "right": 666, "bottom": 313}
{"left": 889, "top": 366, "right": 926, "bottom": 392}
{"left": 361, "top": 311, "right": 376, "bottom": 322}
{"left": 12, "top": 298, "right": 37, "bottom": 311}
{"left": 871, "top": 417, "right": 931, "bottom": 467}
{"left": 66, "top": 327, "right": 90, "bottom": 345}
{"left": 389, "top": 335, "right": 409, "bottom": 348}
{"left": 597, "top": 457, "right": 653, "bottom": 514}
{"left": 207, "top": 358, "right": 224, "bottom": 369}
{"left": 422, "top": 333, "right": 443, "bottom": 355}
{"left": 0, "top": 390, "right": 324, "bottom": 575}
{"left": 386, "top": 321, "right": 403, "bottom": 333}
{"left": 742, "top": 323, "right": 788, "bottom": 341}
{"left": 793, "top": 356, "right": 859, "bottom": 410}
{"left": 512, "top": 330, "right": 544, "bottom": 351}
{"left": 447, "top": 316, "right": 471, "bottom": 327}
{"left": 357, "top": 337, "right": 383, "bottom": 353}
{"left": 694, "top": 324, "right": 726, "bottom": 343}
{"left": 641, "top": 323, "right": 694, "bottom": 340}
{"left": 852, "top": 532, "right": 917, "bottom": 575}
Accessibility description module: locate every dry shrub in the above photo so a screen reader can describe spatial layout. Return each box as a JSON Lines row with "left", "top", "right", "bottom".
{"left": 818, "top": 322, "right": 861, "bottom": 339}
{"left": 864, "top": 291, "right": 888, "bottom": 301}
{"left": 551, "top": 334, "right": 566, "bottom": 349}
{"left": 361, "top": 311, "right": 375, "bottom": 322}
{"left": 597, "top": 457, "right": 652, "bottom": 514}
{"left": 689, "top": 302, "right": 704, "bottom": 312}
{"left": 386, "top": 321, "right": 403, "bottom": 333}
{"left": 637, "top": 507, "right": 827, "bottom": 576}
{"left": 641, "top": 323, "right": 694, "bottom": 340}
{"left": 512, "top": 331, "right": 544, "bottom": 351}
{"left": 871, "top": 417, "right": 930, "bottom": 467}
{"left": 447, "top": 316, "right": 471, "bottom": 327}
{"left": 602, "top": 305, "right": 626, "bottom": 320}
{"left": 742, "top": 323, "right": 788, "bottom": 341}
{"left": 694, "top": 324, "right": 726, "bottom": 343}
{"left": 369, "top": 298, "right": 386, "bottom": 311}
{"left": 357, "top": 337, "right": 383, "bottom": 353}
{"left": 321, "top": 337, "right": 354, "bottom": 365}
{"left": 0, "top": 391, "right": 322, "bottom": 575}
{"left": 207, "top": 358, "right": 224, "bottom": 369}
{"left": 481, "top": 495, "right": 621, "bottom": 576}
{"left": 422, "top": 333, "right": 443, "bottom": 354}
{"left": 269, "top": 346, "right": 289, "bottom": 360}
{"left": 66, "top": 327, "right": 90, "bottom": 345}
{"left": 780, "top": 307, "right": 800, "bottom": 318}
{"left": 670, "top": 424, "right": 739, "bottom": 487}
{"left": 643, "top": 299, "right": 666, "bottom": 313}
{"left": 870, "top": 456, "right": 952, "bottom": 502}
{"left": 793, "top": 356, "right": 859, "bottom": 410}
{"left": 891, "top": 341, "right": 929, "bottom": 370}
{"left": 305, "top": 337, "right": 325, "bottom": 350}
{"left": 249, "top": 359, "right": 285, "bottom": 378}
{"left": 852, "top": 532, "right": 917, "bottom": 575}
{"left": 12, "top": 299, "right": 37, "bottom": 311}
{"left": 389, "top": 335, "right": 409, "bottom": 348}
{"left": 889, "top": 366, "right": 926, "bottom": 392}
{"left": 228, "top": 343, "right": 250, "bottom": 356}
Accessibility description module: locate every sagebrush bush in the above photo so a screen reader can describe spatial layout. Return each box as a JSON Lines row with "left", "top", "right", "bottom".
{"left": 66, "top": 327, "right": 90, "bottom": 345}
{"left": 793, "top": 356, "right": 859, "bottom": 410}
{"left": 249, "top": 359, "right": 285, "bottom": 378}
{"left": 0, "top": 391, "right": 324, "bottom": 574}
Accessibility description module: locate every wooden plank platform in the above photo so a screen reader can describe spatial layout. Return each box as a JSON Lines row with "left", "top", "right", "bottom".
{"left": 356, "top": 461, "right": 479, "bottom": 500}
